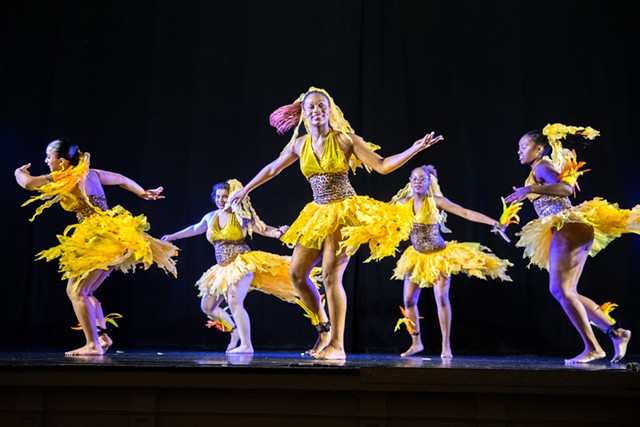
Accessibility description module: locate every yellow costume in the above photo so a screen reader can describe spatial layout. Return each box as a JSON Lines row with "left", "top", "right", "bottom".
{"left": 281, "top": 130, "right": 412, "bottom": 260}
{"left": 195, "top": 211, "right": 306, "bottom": 302}
{"left": 392, "top": 196, "right": 512, "bottom": 287}
{"left": 516, "top": 166, "right": 640, "bottom": 270}
{"left": 22, "top": 154, "right": 178, "bottom": 292}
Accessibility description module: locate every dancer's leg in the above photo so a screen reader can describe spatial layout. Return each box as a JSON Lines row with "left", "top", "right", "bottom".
{"left": 201, "top": 294, "right": 239, "bottom": 352}
{"left": 227, "top": 273, "right": 254, "bottom": 354}
{"left": 401, "top": 276, "right": 423, "bottom": 357}
{"left": 433, "top": 275, "right": 452, "bottom": 359}
{"left": 289, "top": 244, "right": 327, "bottom": 354}
{"left": 548, "top": 223, "right": 605, "bottom": 363}
{"left": 65, "top": 269, "right": 109, "bottom": 356}
{"left": 313, "top": 229, "right": 349, "bottom": 360}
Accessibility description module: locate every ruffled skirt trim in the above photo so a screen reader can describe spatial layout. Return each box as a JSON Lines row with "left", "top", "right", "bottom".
{"left": 516, "top": 198, "right": 640, "bottom": 270}
{"left": 392, "top": 242, "right": 512, "bottom": 287}
{"left": 36, "top": 205, "right": 178, "bottom": 292}
{"left": 195, "top": 251, "right": 313, "bottom": 302}
{"left": 280, "top": 195, "right": 413, "bottom": 260}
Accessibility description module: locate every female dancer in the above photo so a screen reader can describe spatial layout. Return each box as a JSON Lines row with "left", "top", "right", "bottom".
{"left": 15, "top": 138, "right": 178, "bottom": 356}
{"left": 388, "top": 165, "right": 512, "bottom": 358}
{"left": 504, "top": 124, "right": 638, "bottom": 363}
{"left": 162, "top": 179, "right": 312, "bottom": 354}
{"left": 229, "top": 86, "right": 443, "bottom": 359}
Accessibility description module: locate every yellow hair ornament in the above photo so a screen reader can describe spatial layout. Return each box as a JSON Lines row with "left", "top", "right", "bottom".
{"left": 542, "top": 123, "right": 599, "bottom": 171}
{"left": 227, "top": 179, "right": 261, "bottom": 237}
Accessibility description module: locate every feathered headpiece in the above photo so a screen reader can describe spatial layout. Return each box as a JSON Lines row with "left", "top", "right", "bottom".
{"left": 542, "top": 123, "right": 599, "bottom": 171}
{"left": 542, "top": 123, "right": 598, "bottom": 192}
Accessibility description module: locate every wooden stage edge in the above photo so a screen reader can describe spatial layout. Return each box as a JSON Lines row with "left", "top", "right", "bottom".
{"left": 1, "top": 351, "right": 639, "bottom": 426}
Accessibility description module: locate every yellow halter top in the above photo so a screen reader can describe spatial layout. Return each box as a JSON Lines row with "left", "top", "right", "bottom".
{"left": 299, "top": 130, "right": 349, "bottom": 178}
{"left": 207, "top": 212, "right": 244, "bottom": 242}
{"left": 406, "top": 196, "right": 440, "bottom": 225}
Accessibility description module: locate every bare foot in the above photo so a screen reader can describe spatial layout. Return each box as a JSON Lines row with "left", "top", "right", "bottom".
{"left": 226, "top": 329, "right": 240, "bottom": 352}
{"left": 65, "top": 343, "right": 104, "bottom": 357}
{"left": 564, "top": 349, "right": 606, "bottom": 364}
{"left": 226, "top": 344, "right": 254, "bottom": 354}
{"left": 99, "top": 334, "right": 113, "bottom": 353}
{"left": 306, "top": 331, "right": 331, "bottom": 356}
{"left": 440, "top": 347, "right": 453, "bottom": 359}
{"left": 401, "top": 342, "right": 424, "bottom": 357}
{"left": 611, "top": 328, "right": 631, "bottom": 363}
{"left": 313, "top": 344, "right": 346, "bottom": 360}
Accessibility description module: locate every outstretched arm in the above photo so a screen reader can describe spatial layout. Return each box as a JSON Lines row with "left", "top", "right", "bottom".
{"left": 228, "top": 150, "right": 298, "bottom": 204}
{"left": 436, "top": 196, "right": 510, "bottom": 242}
{"left": 504, "top": 161, "right": 572, "bottom": 204}
{"left": 252, "top": 216, "right": 289, "bottom": 239}
{"left": 161, "top": 214, "right": 210, "bottom": 242}
{"left": 94, "top": 169, "right": 165, "bottom": 200}
{"left": 436, "top": 196, "right": 497, "bottom": 226}
{"left": 15, "top": 164, "right": 50, "bottom": 190}
{"left": 350, "top": 132, "right": 443, "bottom": 175}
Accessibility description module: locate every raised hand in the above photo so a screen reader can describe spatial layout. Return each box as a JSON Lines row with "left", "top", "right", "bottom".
{"left": 141, "top": 186, "right": 165, "bottom": 200}
{"left": 414, "top": 132, "right": 444, "bottom": 151}
{"left": 504, "top": 186, "right": 529, "bottom": 204}
{"left": 16, "top": 163, "right": 33, "bottom": 176}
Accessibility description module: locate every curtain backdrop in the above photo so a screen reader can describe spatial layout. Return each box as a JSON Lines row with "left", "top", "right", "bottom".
{"left": 2, "top": 0, "right": 638, "bottom": 356}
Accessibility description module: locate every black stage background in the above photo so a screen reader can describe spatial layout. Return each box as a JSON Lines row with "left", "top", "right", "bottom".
{"left": 1, "top": 1, "right": 639, "bottom": 357}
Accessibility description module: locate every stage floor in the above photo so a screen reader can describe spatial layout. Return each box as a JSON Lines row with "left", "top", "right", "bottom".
{"left": 0, "top": 349, "right": 637, "bottom": 372}
{"left": 2, "top": 350, "right": 639, "bottom": 426}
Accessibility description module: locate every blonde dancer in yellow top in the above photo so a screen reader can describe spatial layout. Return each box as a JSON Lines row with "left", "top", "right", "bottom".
{"left": 389, "top": 165, "right": 512, "bottom": 358}
{"left": 162, "top": 179, "right": 309, "bottom": 354}
{"left": 505, "top": 124, "right": 639, "bottom": 364}
{"left": 15, "top": 138, "right": 178, "bottom": 356}
{"left": 229, "top": 87, "right": 443, "bottom": 359}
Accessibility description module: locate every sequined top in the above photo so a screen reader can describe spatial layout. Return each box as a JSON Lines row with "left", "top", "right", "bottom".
{"left": 524, "top": 167, "right": 572, "bottom": 218}
{"left": 403, "top": 196, "right": 447, "bottom": 254}
{"left": 308, "top": 173, "right": 356, "bottom": 204}
{"left": 73, "top": 195, "right": 109, "bottom": 222}
{"left": 207, "top": 212, "right": 250, "bottom": 266}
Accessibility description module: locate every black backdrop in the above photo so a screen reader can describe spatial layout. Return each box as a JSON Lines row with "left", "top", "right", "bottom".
{"left": 2, "top": 1, "right": 638, "bottom": 356}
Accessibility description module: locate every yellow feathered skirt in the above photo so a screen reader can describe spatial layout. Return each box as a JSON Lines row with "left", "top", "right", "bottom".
{"left": 392, "top": 242, "right": 512, "bottom": 287}
{"left": 282, "top": 195, "right": 413, "bottom": 261}
{"left": 36, "top": 205, "right": 178, "bottom": 292}
{"left": 516, "top": 198, "right": 640, "bottom": 270}
{"left": 195, "top": 251, "right": 317, "bottom": 302}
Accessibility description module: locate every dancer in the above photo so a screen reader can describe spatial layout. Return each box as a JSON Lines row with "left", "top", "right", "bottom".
{"left": 162, "top": 179, "right": 313, "bottom": 354}
{"left": 392, "top": 165, "right": 511, "bottom": 357}
{"left": 15, "top": 138, "right": 177, "bottom": 356}
{"left": 352, "top": 165, "right": 512, "bottom": 358}
{"left": 504, "top": 123, "right": 638, "bottom": 363}
{"left": 229, "top": 86, "right": 443, "bottom": 359}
